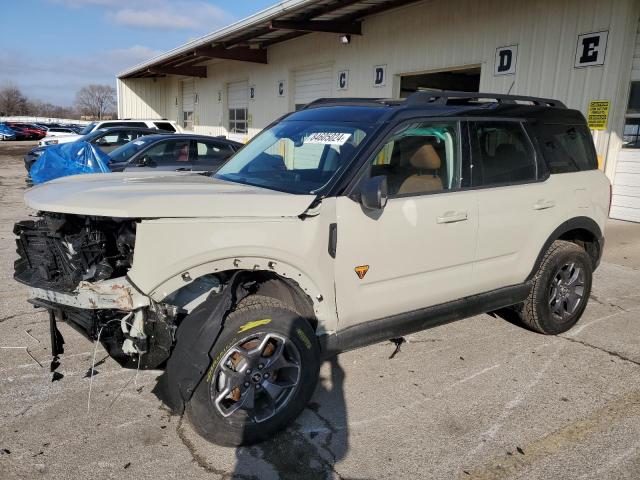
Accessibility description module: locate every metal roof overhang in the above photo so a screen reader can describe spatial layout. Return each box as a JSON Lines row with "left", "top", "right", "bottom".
{"left": 117, "top": 0, "right": 422, "bottom": 79}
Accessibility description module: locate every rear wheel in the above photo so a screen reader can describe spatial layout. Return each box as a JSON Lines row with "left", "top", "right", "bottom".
{"left": 520, "top": 240, "right": 593, "bottom": 334}
{"left": 186, "top": 295, "right": 320, "bottom": 446}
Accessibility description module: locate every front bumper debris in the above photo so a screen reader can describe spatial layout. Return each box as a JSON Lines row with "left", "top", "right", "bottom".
{"left": 28, "top": 276, "right": 149, "bottom": 311}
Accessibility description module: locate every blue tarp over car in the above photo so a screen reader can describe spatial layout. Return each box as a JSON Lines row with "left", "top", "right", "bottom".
{"left": 0, "top": 124, "right": 17, "bottom": 139}
{"left": 30, "top": 141, "right": 111, "bottom": 184}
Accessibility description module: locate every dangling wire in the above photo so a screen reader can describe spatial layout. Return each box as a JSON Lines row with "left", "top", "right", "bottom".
{"left": 87, "top": 315, "right": 133, "bottom": 413}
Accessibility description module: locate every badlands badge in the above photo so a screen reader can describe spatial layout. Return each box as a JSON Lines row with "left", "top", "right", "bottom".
{"left": 354, "top": 265, "right": 369, "bottom": 279}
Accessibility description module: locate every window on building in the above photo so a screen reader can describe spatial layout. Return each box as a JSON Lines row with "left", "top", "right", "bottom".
{"left": 537, "top": 124, "right": 597, "bottom": 172}
{"left": 627, "top": 82, "right": 640, "bottom": 113}
{"left": 229, "top": 108, "right": 248, "bottom": 134}
{"left": 471, "top": 122, "right": 537, "bottom": 186}
{"left": 183, "top": 111, "right": 194, "bottom": 131}
{"left": 624, "top": 82, "right": 640, "bottom": 148}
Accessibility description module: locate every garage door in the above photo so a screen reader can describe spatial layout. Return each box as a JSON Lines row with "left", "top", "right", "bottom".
{"left": 182, "top": 79, "right": 195, "bottom": 130}
{"left": 610, "top": 149, "right": 640, "bottom": 222}
{"left": 227, "top": 81, "right": 248, "bottom": 134}
{"left": 294, "top": 66, "right": 332, "bottom": 109}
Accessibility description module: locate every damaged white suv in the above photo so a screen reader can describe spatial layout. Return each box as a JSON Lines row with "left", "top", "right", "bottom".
{"left": 14, "top": 92, "right": 610, "bottom": 446}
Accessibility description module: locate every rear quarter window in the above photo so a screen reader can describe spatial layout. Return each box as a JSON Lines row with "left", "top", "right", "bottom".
{"left": 154, "top": 122, "right": 176, "bottom": 132}
{"left": 536, "top": 124, "right": 597, "bottom": 173}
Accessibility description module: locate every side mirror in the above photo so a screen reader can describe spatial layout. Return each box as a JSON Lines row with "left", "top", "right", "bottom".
{"left": 360, "top": 175, "right": 388, "bottom": 211}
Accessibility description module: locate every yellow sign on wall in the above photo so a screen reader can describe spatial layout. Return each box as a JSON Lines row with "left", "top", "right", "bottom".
{"left": 587, "top": 100, "right": 610, "bottom": 130}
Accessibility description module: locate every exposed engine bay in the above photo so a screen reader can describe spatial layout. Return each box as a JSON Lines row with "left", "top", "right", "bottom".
{"left": 13, "top": 212, "right": 223, "bottom": 369}
{"left": 14, "top": 213, "right": 136, "bottom": 292}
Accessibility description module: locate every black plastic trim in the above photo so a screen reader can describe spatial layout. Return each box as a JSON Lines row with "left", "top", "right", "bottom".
{"left": 526, "top": 216, "right": 604, "bottom": 282}
{"left": 328, "top": 223, "right": 337, "bottom": 258}
{"left": 319, "top": 282, "right": 532, "bottom": 357}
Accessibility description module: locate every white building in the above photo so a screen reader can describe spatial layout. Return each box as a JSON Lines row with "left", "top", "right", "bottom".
{"left": 117, "top": 0, "right": 640, "bottom": 222}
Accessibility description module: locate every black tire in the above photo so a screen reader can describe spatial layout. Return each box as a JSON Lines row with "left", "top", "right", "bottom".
{"left": 186, "top": 295, "right": 320, "bottom": 446}
{"left": 520, "top": 240, "right": 593, "bottom": 335}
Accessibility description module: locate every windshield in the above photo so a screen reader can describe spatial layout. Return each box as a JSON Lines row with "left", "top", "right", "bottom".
{"left": 108, "top": 137, "right": 151, "bottom": 163}
{"left": 80, "top": 122, "right": 96, "bottom": 135}
{"left": 214, "top": 121, "right": 372, "bottom": 194}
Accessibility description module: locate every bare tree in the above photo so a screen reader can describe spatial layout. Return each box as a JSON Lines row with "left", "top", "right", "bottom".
{"left": 0, "top": 82, "right": 30, "bottom": 116}
{"left": 74, "top": 84, "right": 116, "bottom": 120}
{"left": 28, "top": 100, "right": 76, "bottom": 119}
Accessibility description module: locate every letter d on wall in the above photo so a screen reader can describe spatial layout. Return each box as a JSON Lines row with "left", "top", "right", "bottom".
{"left": 494, "top": 45, "right": 517, "bottom": 76}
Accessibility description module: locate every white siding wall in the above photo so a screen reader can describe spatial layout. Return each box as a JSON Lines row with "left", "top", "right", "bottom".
{"left": 118, "top": 0, "right": 639, "bottom": 178}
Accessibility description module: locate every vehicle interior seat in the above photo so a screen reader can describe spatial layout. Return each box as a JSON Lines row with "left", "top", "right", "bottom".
{"left": 175, "top": 144, "right": 189, "bottom": 162}
{"left": 397, "top": 143, "right": 443, "bottom": 195}
{"left": 482, "top": 143, "right": 535, "bottom": 183}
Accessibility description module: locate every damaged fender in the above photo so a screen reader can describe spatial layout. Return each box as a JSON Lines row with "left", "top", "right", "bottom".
{"left": 155, "top": 271, "right": 255, "bottom": 413}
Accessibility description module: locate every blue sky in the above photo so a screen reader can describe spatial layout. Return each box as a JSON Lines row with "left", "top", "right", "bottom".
{"left": 0, "top": 0, "right": 277, "bottom": 106}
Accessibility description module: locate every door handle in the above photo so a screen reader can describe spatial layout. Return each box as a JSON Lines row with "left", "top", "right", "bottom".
{"left": 533, "top": 199, "right": 556, "bottom": 210}
{"left": 436, "top": 211, "right": 468, "bottom": 224}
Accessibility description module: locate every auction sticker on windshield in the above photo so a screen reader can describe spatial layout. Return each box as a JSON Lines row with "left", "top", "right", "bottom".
{"left": 304, "top": 132, "right": 351, "bottom": 145}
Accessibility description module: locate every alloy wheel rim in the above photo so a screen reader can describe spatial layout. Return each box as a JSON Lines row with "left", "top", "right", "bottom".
{"left": 549, "top": 262, "right": 585, "bottom": 319}
{"left": 211, "top": 332, "right": 301, "bottom": 423}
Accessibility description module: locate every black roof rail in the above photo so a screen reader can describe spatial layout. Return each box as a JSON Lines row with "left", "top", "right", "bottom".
{"left": 302, "top": 97, "right": 397, "bottom": 109}
{"left": 404, "top": 90, "right": 566, "bottom": 108}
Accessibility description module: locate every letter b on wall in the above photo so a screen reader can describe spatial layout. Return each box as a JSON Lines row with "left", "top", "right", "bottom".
{"left": 494, "top": 45, "right": 517, "bottom": 76}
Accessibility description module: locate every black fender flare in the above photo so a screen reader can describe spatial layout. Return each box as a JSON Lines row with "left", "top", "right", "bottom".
{"left": 526, "top": 216, "right": 604, "bottom": 282}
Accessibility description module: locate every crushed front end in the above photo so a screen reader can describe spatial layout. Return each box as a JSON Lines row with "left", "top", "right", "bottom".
{"left": 14, "top": 212, "right": 175, "bottom": 368}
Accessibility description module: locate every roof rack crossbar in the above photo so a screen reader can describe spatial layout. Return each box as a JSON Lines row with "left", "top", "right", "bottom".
{"left": 405, "top": 90, "right": 566, "bottom": 108}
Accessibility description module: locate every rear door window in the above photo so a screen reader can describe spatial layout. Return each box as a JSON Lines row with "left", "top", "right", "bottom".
{"left": 471, "top": 121, "right": 538, "bottom": 186}
{"left": 194, "top": 140, "right": 234, "bottom": 170}
{"left": 536, "top": 124, "right": 597, "bottom": 172}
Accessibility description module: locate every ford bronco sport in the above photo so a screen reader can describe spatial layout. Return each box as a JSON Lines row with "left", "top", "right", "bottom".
{"left": 14, "top": 91, "right": 610, "bottom": 446}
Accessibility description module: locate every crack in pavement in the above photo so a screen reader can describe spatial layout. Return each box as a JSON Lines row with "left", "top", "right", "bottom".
{"left": 175, "top": 415, "right": 254, "bottom": 480}
{"left": 559, "top": 335, "right": 640, "bottom": 367}
{"left": 0, "top": 311, "right": 32, "bottom": 323}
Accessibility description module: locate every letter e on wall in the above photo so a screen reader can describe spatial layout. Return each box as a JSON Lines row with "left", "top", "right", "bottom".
{"left": 575, "top": 31, "right": 608, "bottom": 68}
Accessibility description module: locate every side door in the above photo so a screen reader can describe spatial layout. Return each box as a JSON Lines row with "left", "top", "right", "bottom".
{"left": 470, "top": 120, "right": 567, "bottom": 292}
{"left": 192, "top": 139, "right": 236, "bottom": 172}
{"left": 334, "top": 120, "right": 479, "bottom": 329}
{"left": 125, "top": 138, "right": 195, "bottom": 172}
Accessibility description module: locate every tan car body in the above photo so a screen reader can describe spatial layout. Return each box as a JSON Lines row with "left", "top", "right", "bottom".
{"left": 23, "top": 166, "right": 610, "bottom": 339}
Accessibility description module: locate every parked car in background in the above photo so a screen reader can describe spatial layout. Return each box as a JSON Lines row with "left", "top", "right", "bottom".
{"left": 44, "top": 127, "right": 78, "bottom": 137}
{"left": 6, "top": 122, "right": 46, "bottom": 140}
{"left": 108, "top": 134, "right": 242, "bottom": 172}
{"left": 24, "top": 127, "right": 169, "bottom": 171}
{"left": 5, "top": 125, "right": 32, "bottom": 140}
{"left": 0, "top": 124, "right": 17, "bottom": 140}
{"left": 28, "top": 133, "right": 241, "bottom": 184}
{"left": 39, "top": 119, "right": 183, "bottom": 147}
